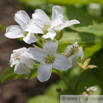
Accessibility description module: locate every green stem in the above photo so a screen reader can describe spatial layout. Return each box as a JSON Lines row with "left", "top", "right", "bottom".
{"left": 74, "top": 69, "right": 84, "bottom": 94}
{"left": 35, "top": 33, "right": 43, "bottom": 48}
{"left": 59, "top": 71, "right": 74, "bottom": 94}
{"left": 36, "top": 40, "right": 43, "bottom": 48}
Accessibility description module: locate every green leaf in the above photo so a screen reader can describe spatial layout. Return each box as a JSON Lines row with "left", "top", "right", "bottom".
{"left": 59, "top": 32, "right": 102, "bottom": 44}
{"left": 46, "top": 0, "right": 103, "bottom": 5}
{"left": 27, "top": 95, "right": 59, "bottom": 103}
{"left": 0, "top": 66, "right": 38, "bottom": 83}
{"left": 0, "top": 24, "right": 6, "bottom": 31}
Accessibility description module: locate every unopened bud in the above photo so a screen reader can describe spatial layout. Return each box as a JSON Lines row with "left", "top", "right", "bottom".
{"left": 55, "top": 30, "right": 63, "bottom": 40}
{"left": 56, "top": 87, "right": 62, "bottom": 92}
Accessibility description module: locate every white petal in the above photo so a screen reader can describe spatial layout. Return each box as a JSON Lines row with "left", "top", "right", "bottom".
{"left": 20, "top": 56, "right": 34, "bottom": 68}
{"left": 61, "top": 19, "right": 80, "bottom": 29}
{"left": 78, "top": 47, "right": 85, "bottom": 60}
{"left": 69, "top": 54, "right": 78, "bottom": 67}
{"left": 51, "top": 16, "right": 64, "bottom": 29}
{"left": 52, "top": 6, "right": 63, "bottom": 20}
{"left": 37, "top": 63, "right": 52, "bottom": 82}
{"left": 10, "top": 60, "right": 19, "bottom": 67}
{"left": 43, "top": 40, "right": 58, "bottom": 54}
{"left": 23, "top": 32, "right": 37, "bottom": 44}
{"left": 28, "top": 48, "right": 47, "bottom": 63}
{"left": 32, "top": 9, "right": 50, "bottom": 27}
{"left": 42, "top": 29, "right": 56, "bottom": 40}
{"left": 13, "top": 47, "right": 27, "bottom": 54}
{"left": 5, "top": 25, "right": 24, "bottom": 39}
{"left": 53, "top": 54, "right": 72, "bottom": 70}
{"left": 14, "top": 10, "right": 30, "bottom": 28}
{"left": 64, "top": 45, "right": 73, "bottom": 56}
{"left": 14, "top": 63, "right": 30, "bottom": 74}
{"left": 24, "top": 24, "right": 43, "bottom": 34}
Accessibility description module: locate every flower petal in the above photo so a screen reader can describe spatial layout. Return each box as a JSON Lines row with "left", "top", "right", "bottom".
{"left": 69, "top": 54, "right": 78, "bottom": 67}
{"left": 42, "top": 29, "right": 56, "bottom": 40}
{"left": 51, "top": 16, "right": 64, "bottom": 29}
{"left": 28, "top": 47, "right": 47, "bottom": 63}
{"left": 14, "top": 10, "right": 30, "bottom": 28}
{"left": 61, "top": 19, "right": 80, "bottom": 29}
{"left": 52, "top": 6, "right": 63, "bottom": 20}
{"left": 5, "top": 25, "right": 24, "bottom": 39}
{"left": 14, "top": 63, "right": 30, "bottom": 74}
{"left": 23, "top": 32, "right": 37, "bottom": 44}
{"left": 37, "top": 63, "right": 52, "bottom": 82}
{"left": 78, "top": 47, "right": 85, "bottom": 60}
{"left": 43, "top": 40, "right": 58, "bottom": 54}
{"left": 53, "top": 54, "right": 72, "bottom": 70}
{"left": 24, "top": 24, "right": 43, "bottom": 34}
{"left": 20, "top": 56, "right": 34, "bottom": 68}
{"left": 32, "top": 9, "right": 50, "bottom": 27}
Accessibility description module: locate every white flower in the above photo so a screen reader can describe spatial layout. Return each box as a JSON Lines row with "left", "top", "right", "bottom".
{"left": 25, "top": 6, "right": 80, "bottom": 40}
{"left": 28, "top": 40, "right": 72, "bottom": 82}
{"left": 5, "top": 10, "right": 37, "bottom": 44}
{"left": 52, "top": 6, "right": 80, "bottom": 31}
{"left": 87, "top": 86, "right": 97, "bottom": 92}
{"left": 64, "top": 42, "right": 84, "bottom": 67}
{"left": 10, "top": 47, "right": 34, "bottom": 74}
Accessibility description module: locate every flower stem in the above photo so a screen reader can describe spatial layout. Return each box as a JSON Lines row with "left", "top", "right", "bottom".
{"left": 35, "top": 34, "right": 43, "bottom": 48}
{"left": 36, "top": 40, "right": 43, "bottom": 48}
{"left": 59, "top": 71, "right": 74, "bottom": 94}
{"left": 74, "top": 69, "right": 84, "bottom": 94}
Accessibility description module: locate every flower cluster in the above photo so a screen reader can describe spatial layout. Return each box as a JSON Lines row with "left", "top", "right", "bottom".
{"left": 5, "top": 6, "right": 84, "bottom": 82}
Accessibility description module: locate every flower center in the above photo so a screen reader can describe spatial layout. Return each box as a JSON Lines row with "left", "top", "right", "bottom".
{"left": 14, "top": 54, "right": 21, "bottom": 61}
{"left": 66, "top": 45, "right": 78, "bottom": 57}
{"left": 45, "top": 54, "right": 55, "bottom": 64}
{"left": 43, "top": 24, "right": 50, "bottom": 34}
{"left": 23, "top": 31, "right": 28, "bottom": 37}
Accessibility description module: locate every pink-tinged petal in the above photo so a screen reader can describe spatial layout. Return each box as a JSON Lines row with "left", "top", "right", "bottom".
{"left": 53, "top": 54, "right": 72, "bottom": 70}
{"left": 42, "top": 29, "right": 56, "bottom": 40}
{"left": 23, "top": 32, "right": 37, "bottom": 44}
{"left": 28, "top": 48, "right": 47, "bottom": 63}
{"left": 43, "top": 40, "right": 58, "bottom": 54}
{"left": 61, "top": 19, "right": 80, "bottom": 29}
{"left": 51, "top": 16, "right": 64, "bottom": 29}
{"left": 20, "top": 56, "right": 34, "bottom": 68}
{"left": 14, "top": 10, "right": 30, "bottom": 28}
{"left": 52, "top": 6, "right": 63, "bottom": 20}
{"left": 37, "top": 63, "right": 52, "bottom": 82}
{"left": 14, "top": 63, "right": 30, "bottom": 74}
{"left": 5, "top": 25, "right": 24, "bottom": 39}
{"left": 32, "top": 9, "right": 50, "bottom": 27}
{"left": 24, "top": 24, "right": 43, "bottom": 34}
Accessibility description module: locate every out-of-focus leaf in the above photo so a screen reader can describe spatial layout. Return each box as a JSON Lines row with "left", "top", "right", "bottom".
{"left": 46, "top": 0, "right": 103, "bottom": 5}
{"left": 65, "top": 6, "right": 96, "bottom": 26}
{"left": 0, "top": 24, "right": 6, "bottom": 31}
{"left": 27, "top": 95, "right": 59, "bottom": 103}
{"left": 19, "top": 0, "right": 103, "bottom": 6}
{"left": 59, "top": 32, "right": 102, "bottom": 44}
{"left": 71, "top": 24, "right": 103, "bottom": 35}
{"left": 0, "top": 66, "right": 38, "bottom": 83}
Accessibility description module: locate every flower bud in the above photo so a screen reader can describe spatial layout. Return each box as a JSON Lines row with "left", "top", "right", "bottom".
{"left": 56, "top": 87, "right": 62, "bottom": 92}
{"left": 55, "top": 30, "right": 63, "bottom": 40}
